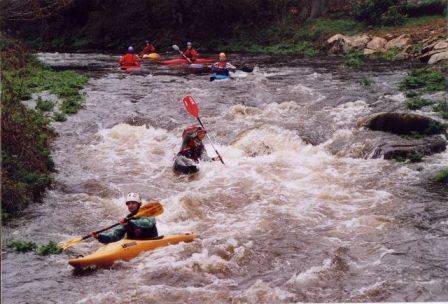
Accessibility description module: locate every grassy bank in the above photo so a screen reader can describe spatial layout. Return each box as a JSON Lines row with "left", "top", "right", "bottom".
{"left": 1, "top": 38, "right": 88, "bottom": 220}
{"left": 208, "top": 15, "right": 445, "bottom": 56}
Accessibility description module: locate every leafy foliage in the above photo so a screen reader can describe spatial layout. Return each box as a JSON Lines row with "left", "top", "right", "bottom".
{"left": 399, "top": 68, "right": 446, "bottom": 92}
{"left": 406, "top": 97, "right": 433, "bottom": 110}
{"left": 37, "top": 241, "right": 63, "bottom": 256}
{"left": 352, "top": 0, "right": 406, "bottom": 25}
{"left": 7, "top": 240, "right": 38, "bottom": 253}
{"left": 434, "top": 167, "right": 448, "bottom": 183}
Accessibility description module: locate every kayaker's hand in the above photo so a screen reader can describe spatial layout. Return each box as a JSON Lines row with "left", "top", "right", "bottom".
{"left": 212, "top": 156, "right": 219, "bottom": 161}
{"left": 91, "top": 232, "right": 98, "bottom": 239}
{"left": 119, "top": 218, "right": 128, "bottom": 225}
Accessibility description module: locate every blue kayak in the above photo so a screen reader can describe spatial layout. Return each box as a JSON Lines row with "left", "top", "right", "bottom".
{"left": 210, "top": 73, "right": 230, "bottom": 81}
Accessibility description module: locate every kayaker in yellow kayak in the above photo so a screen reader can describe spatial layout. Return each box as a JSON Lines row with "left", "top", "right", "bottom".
{"left": 139, "top": 40, "right": 156, "bottom": 57}
{"left": 92, "top": 193, "right": 158, "bottom": 243}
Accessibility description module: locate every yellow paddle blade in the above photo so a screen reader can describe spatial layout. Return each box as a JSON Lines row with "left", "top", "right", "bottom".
{"left": 58, "top": 237, "right": 83, "bottom": 250}
{"left": 136, "top": 201, "right": 164, "bottom": 217}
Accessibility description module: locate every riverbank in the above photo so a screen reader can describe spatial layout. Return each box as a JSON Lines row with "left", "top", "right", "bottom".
{"left": 1, "top": 38, "right": 89, "bottom": 220}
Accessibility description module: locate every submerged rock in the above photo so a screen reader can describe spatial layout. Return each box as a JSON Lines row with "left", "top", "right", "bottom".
{"left": 373, "top": 135, "right": 446, "bottom": 159}
{"left": 357, "top": 112, "right": 446, "bottom": 136}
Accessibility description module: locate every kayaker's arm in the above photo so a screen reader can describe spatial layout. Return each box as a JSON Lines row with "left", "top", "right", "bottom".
{"left": 226, "top": 63, "right": 237, "bottom": 72}
{"left": 97, "top": 225, "right": 127, "bottom": 244}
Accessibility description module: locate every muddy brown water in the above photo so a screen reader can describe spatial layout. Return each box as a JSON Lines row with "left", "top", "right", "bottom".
{"left": 2, "top": 53, "right": 447, "bottom": 303}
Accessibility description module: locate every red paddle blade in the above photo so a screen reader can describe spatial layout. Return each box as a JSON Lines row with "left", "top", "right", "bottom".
{"left": 182, "top": 96, "right": 200, "bottom": 118}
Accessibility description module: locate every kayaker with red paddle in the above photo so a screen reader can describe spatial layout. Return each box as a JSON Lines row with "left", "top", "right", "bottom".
{"left": 119, "top": 46, "right": 141, "bottom": 70}
{"left": 92, "top": 193, "right": 158, "bottom": 243}
{"left": 211, "top": 52, "right": 236, "bottom": 77}
{"left": 183, "top": 42, "right": 198, "bottom": 63}
{"left": 173, "top": 126, "right": 219, "bottom": 174}
{"left": 139, "top": 40, "right": 156, "bottom": 57}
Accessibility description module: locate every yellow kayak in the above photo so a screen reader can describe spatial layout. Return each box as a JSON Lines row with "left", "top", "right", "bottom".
{"left": 68, "top": 233, "right": 196, "bottom": 268}
{"left": 142, "top": 53, "right": 161, "bottom": 61}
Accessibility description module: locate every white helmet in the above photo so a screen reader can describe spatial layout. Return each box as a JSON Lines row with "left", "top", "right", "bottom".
{"left": 125, "top": 192, "right": 141, "bottom": 204}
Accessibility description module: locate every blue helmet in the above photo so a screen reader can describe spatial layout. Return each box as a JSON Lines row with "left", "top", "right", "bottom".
{"left": 128, "top": 46, "right": 134, "bottom": 53}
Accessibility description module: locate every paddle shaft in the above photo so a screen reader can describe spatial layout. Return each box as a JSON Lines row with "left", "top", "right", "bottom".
{"left": 174, "top": 46, "right": 192, "bottom": 63}
{"left": 80, "top": 216, "right": 137, "bottom": 241}
{"left": 196, "top": 117, "right": 225, "bottom": 165}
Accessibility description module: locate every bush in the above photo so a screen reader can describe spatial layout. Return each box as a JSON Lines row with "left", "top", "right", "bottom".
{"left": 408, "top": 151, "right": 423, "bottom": 163}
{"left": 434, "top": 167, "right": 448, "bottom": 183}
{"left": 433, "top": 101, "right": 448, "bottom": 119}
{"left": 403, "top": 0, "right": 447, "bottom": 17}
{"left": 352, "top": 0, "right": 407, "bottom": 25}
{"left": 53, "top": 112, "right": 67, "bottom": 122}
{"left": 345, "top": 50, "right": 365, "bottom": 68}
{"left": 399, "top": 68, "right": 446, "bottom": 92}
{"left": 37, "top": 241, "right": 63, "bottom": 256}
{"left": 1, "top": 38, "right": 86, "bottom": 218}
{"left": 406, "top": 97, "right": 433, "bottom": 110}
{"left": 36, "top": 97, "right": 54, "bottom": 112}
{"left": 7, "top": 240, "right": 38, "bottom": 253}
{"left": 359, "top": 77, "right": 374, "bottom": 86}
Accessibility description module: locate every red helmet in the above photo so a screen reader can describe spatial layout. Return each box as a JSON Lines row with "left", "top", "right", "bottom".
{"left": 182, "top": 125, "right": 205, "bottom": 139}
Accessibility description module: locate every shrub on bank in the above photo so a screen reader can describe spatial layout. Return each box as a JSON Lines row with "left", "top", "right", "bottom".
{"left": 352, "top": 0, "right": 406, "bottom": 26}
{"left": 1, "top": 38, "right": 88, "bottom": 218}
{"left": 434, "top": 167, "right": 448, "bottom": 183}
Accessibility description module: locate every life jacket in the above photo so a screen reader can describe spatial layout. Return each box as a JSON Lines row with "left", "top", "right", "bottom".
{"left": 213, "top": 61, "right": 229, "bottom": 76}
{"left": 140, "top": 44, "right": 156, "bottom": 55}
{"left": 184, "top": 48, "right": 198, "bottom": 60}
{"left": 120, "top": 54, "right": 140, "bottom": 68}
{"left": 179, "top": 125, "right": 205, "bottom": 161}
{"left": 125, "top": 218, "right": 158, "bottom": 240}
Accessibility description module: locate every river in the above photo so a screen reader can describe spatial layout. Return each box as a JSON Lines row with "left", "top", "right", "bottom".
{"left": 2, "top": 52, "right": 447, "bottom": 303}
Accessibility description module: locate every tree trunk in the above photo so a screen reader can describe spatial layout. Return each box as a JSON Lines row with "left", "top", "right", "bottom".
{"left": 309, "top": 0, "right": 329, "bottom": 18}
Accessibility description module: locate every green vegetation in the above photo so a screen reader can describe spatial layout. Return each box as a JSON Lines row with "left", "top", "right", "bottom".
{"left": 408, "top": 151, "right": 423, "bottom": 163}
{"left": 359, "top": 77, "right": 374, "bottom": 86}
{"left": 434, "top": 167, "right": 448, "bottom": 183}
{"left": 403, "top": 0, "right": 447, "bottom": 18}
{"left": 406, "top": 97, "right": 433, "bottom": 110}
{"left": 37, "top": 241, "right": 63, "bottom": 256}
{"left": 399, "top": 68, "right": 446, "bottom": 92}
{"left": 7, "top": 240, "right": 63, "bottom": 255}
{"left": 215, "top": 18, "right": 367, "bottom": 55}
{"left": 400, "top": 68, "right": 447, "bottom": 118}
{"left": 433, "top": 101, "right": 448, "bottom": 119}
{"left": 378, "top": 47, "right": 401, "bottom": 61}
{"left": 53, "top": 112, "right": 67, "bottom": 122}
{"left": 393, "top": 151, "right": 424, "bottom": 163}
{"left": 36, "top": 97, "right": 54, "bottom": 112}
{"left": 7, "top": 240, "right": 38, "bottom": 253}
{"left": 3, "top": 65, "right": 88, "bottom": 114}
{"left": 405, "top": 91, "right": 418, "bottom": 98}
{"left": 345, "top": 50, "right": 365, "bottom": 68}
{"left": 353, "top": 0, "right": 406, "bottom": 26}
{"left": 1, "top": 38, "right": 88, "bottom": 218}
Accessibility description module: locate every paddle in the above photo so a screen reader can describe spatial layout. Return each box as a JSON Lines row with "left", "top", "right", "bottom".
{"left": 182, "top": 96, "right": 225, "bottom": 164}
{"left": 58, "top": 202, "right": 164, "bottom": 250}
{"left": 172, "top": 44, "right": 192, "bottom": 63}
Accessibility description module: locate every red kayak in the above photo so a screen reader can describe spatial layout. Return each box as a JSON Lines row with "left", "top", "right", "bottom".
{"left": 161, "top": 58, "right": 215, "bottom": 65}
{"left": 120, "top": 66, "right": 141, "bottom": 74}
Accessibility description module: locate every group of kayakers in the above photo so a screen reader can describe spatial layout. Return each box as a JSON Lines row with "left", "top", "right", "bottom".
{"left": 118, "top": 41, "right": 236, "bottom": 80}
{"left": 96, "top": 42, "right": 233, "bottom": 246}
